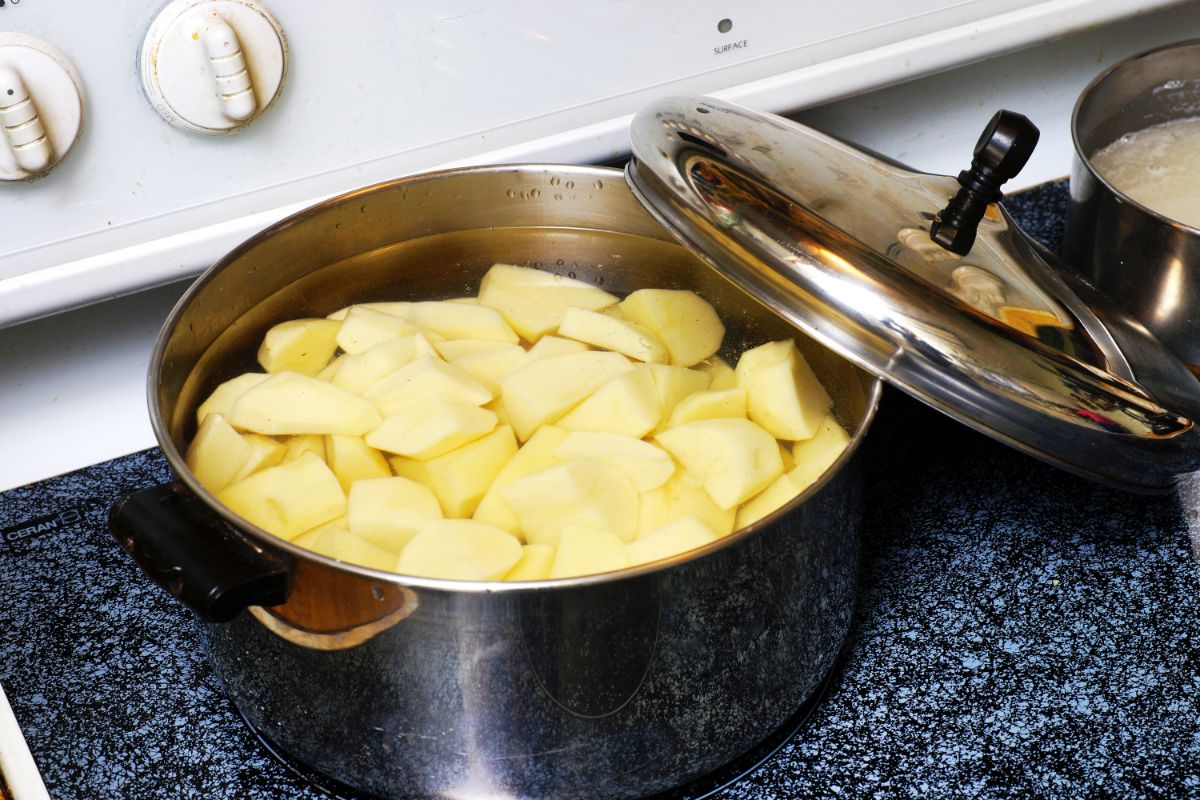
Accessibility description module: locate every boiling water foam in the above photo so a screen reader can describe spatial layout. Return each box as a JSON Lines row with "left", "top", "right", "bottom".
{"left": 1090, "top": 116, "right": 1200, "bottom": 229}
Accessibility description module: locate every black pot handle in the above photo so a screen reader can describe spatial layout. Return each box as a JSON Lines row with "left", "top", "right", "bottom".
{"left": 109, "top": 482, "right": 293, "bottom": 623}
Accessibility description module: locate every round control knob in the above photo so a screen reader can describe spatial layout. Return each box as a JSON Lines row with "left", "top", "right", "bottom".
{"left": 0, "top": 34, "right": 84, "bottom": 183}
{"left": 139, "top": 0, "right": 287, "bottom": 135}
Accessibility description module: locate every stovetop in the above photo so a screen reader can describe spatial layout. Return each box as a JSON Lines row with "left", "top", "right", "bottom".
{"left": 3, "top": 182, "right": 1200, "bottom": 799}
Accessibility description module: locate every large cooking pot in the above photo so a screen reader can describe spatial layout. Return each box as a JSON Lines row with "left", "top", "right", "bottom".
{"left": 110, "top": 161, "right": 882, "bottom": 799}
{"left": 111, "top": 95, "right": 1200, "bottom": 800}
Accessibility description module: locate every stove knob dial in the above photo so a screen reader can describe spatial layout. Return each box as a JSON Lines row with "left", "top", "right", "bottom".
{"left": 0, "top": 34, "right": 84, "bottom": 182}
{"left": 139, "top": 0, "right": 287, "bottom": 135}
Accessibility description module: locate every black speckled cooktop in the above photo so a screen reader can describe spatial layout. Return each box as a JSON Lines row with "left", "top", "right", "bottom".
{"left": 3, "top": 181, "right": 1200, "bottom": 799}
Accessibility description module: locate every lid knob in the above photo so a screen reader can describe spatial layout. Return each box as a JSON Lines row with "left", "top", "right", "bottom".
{"left": 930, "top": 110, "right": 1040, "bottom": 255}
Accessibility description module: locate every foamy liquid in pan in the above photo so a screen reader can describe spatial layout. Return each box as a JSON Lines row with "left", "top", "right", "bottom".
{"left": 1091, "top": 116, "right": 1200, "bottom": 229}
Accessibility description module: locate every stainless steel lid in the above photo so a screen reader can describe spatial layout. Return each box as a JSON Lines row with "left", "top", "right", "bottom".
{"left": 625, "top": 96, "right": 1200, "bottom": 492}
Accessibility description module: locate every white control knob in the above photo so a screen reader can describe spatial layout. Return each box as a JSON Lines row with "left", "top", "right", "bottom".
{"left": 0, "top": 34, "right": 84, "bottom": 183}
{"left": 139, "top": 0, "right": 287, "bottom": 135}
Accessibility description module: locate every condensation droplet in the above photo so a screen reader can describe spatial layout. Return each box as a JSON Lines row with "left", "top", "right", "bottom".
{"left": 549, "top": 176, "right": 561, "bottom": 186}
{"left": 360, "top": 204, "right": 369, "bottom": 213}
{"left": 506, "top": 189, "right": 516, "bottom": 198}
{"left": 565, "top": 180, "right": 575, "bottom": 189}
{"left": 334, "top": 222, "right": 342, "bottom": 230}
{"left": 593, "top": 180, "right": 604, "bottom": 190}
{"left": 555, "top": 259, "right": 565, "bottom": 266}
{"left": 530, "top": 188, "right": 542, "bottom": 198}
{"left": 568, "top": 271, "right": 577, "bottom": 279}
{"left": 371, "top": 586, "right": 385, "bottom": 601}
{"left": 554, "top": 193, "right": 563, "bottom": 201}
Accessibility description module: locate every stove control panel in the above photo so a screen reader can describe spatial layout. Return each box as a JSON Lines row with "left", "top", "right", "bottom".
{"left": 139, "top": 0, "right": 287, "bottom": 135}
{"left": 0, "top": 33, "right": 83, "bottom": 181}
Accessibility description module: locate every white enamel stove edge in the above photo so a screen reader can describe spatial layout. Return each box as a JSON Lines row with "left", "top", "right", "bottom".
{"left": 0, "top": 0, "right": 1190, "bottom": 329}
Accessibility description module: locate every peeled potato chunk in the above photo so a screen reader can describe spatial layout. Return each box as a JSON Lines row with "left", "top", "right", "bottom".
{"left": 434, "top": 339, "right": 527, "bottom": 393}
{"left": 396, "top": 520, "right": 522, "bottom": 581}
{"left": 627, "top": 517, "right": 719, "bottom": 567}
{"left": 735, "top": 474, "right": 802, "bottom": 529}
{"left": 282, "top": 434, "right": 325, "bottom": 463}
{"left": 736, "top": 339, "right": 832, "bottom": 440}
{"left": 185, "top": 413, "right": 253, "bottom": 493}
{"left": 230, "top": 434, "right": 287, "bottom": 484}
{"left": 558, "top": 307, "right": 668, "bottom": 363}
{"left": 348, "top": 476, "right": 443, "bottom": 552}
{"left": 390, "top": 425, "right": 518, "bottom": 517}
{"left": 216, "top": 453, "right": 347, "bottom": 540}
{"left": 477, "top": 263, "right": 619, "bottom": 341}
{"left": 504, "top": 543, "right": 556, "bottom": 581}
{"left": 294, "top": 521, "right": 398, "bottom": 572}
{"left": 363, "top": 354, "right": 492, "bottom": 416}
{"left": 257, "top": 318, "right": 342, "bottom": 376}
{"left": 647, "top": 364, "right": 711, "bottom": 433}
{"left": 636, "top": 466, "right": 735, "bottom": 537}
{"left": 228, "top": 372, "right": 383, "bottom": 436}
{"left": 195, "top": 373, "right": 270, "bottom": 426}
{"left": 335, "top": 306, "right": 424, "bottom": 354}
{"left": 473, "top": 425, "right": 569, "bottom": 535}
{"left": 554, "top": 431, "right": 675, "bottom": 492}
{"left": 404, "top": 301, "right": 519, "bottom": 344}
{"left": 557, "top": 366, "right": 661, "bottom": 438}
{"left": 619, "top": 289, "right": 725, "bottom": 367}
{"left": 500, "top": 459, "right": 639, "bottom": 545}
{"left": 699, "top": 357, "right": 738, "bottom": 391}
{"left": 330, "top": 334, "right": 436, "bottom": 395}
{"left": 512, "top": 335, "right": 588, "bottom": 371}
{"left": 500, "top": 351, "right": 633, "bottom": 441}
{"left": 324, "top": 434, "right": 392, "bottom": 493}
{"left": 667, "top": 388, "right": 747, "bottom": 427}
{"left": 366, "top": 399, "right": 497, "bottom": 460}
{"left": 655, "top": 419, "right": 783, "bottom": 510}
{"left": 789, "top": 414, "right": 851, "bottom": 492}
{"left": 549, "top": 526, "right": 631, "bottom": 579}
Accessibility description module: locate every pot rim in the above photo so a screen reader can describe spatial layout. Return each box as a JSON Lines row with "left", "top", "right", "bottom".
{"left": 148, "top": 162, "right": 883, "bottom": 594}
{"left": 1071, "top": 37, "right": 1200, "bottom": 236}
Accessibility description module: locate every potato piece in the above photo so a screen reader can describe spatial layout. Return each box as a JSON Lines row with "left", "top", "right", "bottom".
{"left": 512, "top": 335, "right": 588, "bottom": 370}
{"left": 627, "top": 517, "right": 719, "bottom": 566}
{"left": 554, "top": 431, "right": 675, "bottom": 492}
{"left": 619, "top": 289, "right": 724, "bottom": 366}
{"left": 324, "top": 434, "right": 392, "bottom": 492}
{"left": 556, "top": 366, "right": 661, "bottom": 438}
{"left": 228, "top": 372, "right": 383, "bottom": 436}
{"left": 185, "top": 413, "right": 253, "bottom": 492}
{"left": 216, "top": 453, "right": 347, "bottom": 540}
{"left": 348, "top": 476, "right": 443, "bottom": 551}
{"left": 366, "top": 399, "right": 497, "bottom": 460}
{"left": 735, "top": 339, "right": 832, "bottom": 440}
{"left": 363, "top": 354, "right": 492, "bottom": 416}
{"left": 655, "top": 419, "right": 783, "bottom": 510}
{"left": 477, "top": 264, "right": 619, "bottom": 341}
{"left": 500, "top": 351, "right": 632, "bottom": 441}
{"left": 282, "top": 434, "right": 325, "bottom": 463}
{"left": 647, "top": 364, "right": 711, "bottom": 433}
{"left": 667, "top": 388, "right": 747, "bottom": 427}
{"left": 434, "top": 339, "right": 527, "bottom": 393}
{"left": 335, "top": 306, "right": 424, "bottom": 354}
{"left": 735, "top": 474, "right": 802, "bottom": 529}
{"left": 549, "top": 526, "right": 631, "bottom": 579}
{"left": 396, "top": 520, "right": 522, "bottom": 581}
{"left": 636, "top": 467, "right": 735, "bottom": 537}
{"left": 195, "top": 373, "right": 270, "bottom": 426}
{"left": 330, "top": 334, "right": 436, "bottom": 395}
{"left": 699, "top": 357, "right": 737, "bottom": 391}
{"left": 257, "top": 318, "right": 342, "bottom": 376}
{"left": 405, "top": 302, "right": 519, "bottom": 344}
{"left": 230, "top": 434, "right": 287, "bottom": 483}
{"left": 504, "top": 544, "right": 556, "bottom": 581}
{"left": 500, "top": 459, "right": 639, "bottom": 545}
{"left": 789, "top": 414, "right": 851, "bottom": 492}
{"left": 316, "top": 357, "right": 344, "bottom": 382}
{"left": 558, "top": 307, "right": 668, "bottom": 363}
{"left": 294, "top": 521, "right": 398, "bottom": 571}
{"left": 388, "top": 425, "right": 518, "bottom": 517}
{"left": 473, "top": 425, "right": 569, "bottom": 534}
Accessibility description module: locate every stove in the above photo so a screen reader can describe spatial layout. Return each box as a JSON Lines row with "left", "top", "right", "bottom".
{"left": 3, "top": 181, "right": 1199, "bottom": 798}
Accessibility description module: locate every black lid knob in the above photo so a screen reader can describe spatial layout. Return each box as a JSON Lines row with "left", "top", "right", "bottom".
{"left": 929, "top": 110, "right": 1040, "bottom": 256}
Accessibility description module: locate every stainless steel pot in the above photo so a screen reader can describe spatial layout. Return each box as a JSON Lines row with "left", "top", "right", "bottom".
{"left": 1065, "top": 40, "right": 1200, "bottom": 374}
{"left": 110, "top": 164, "right": 881, "bottom": 799}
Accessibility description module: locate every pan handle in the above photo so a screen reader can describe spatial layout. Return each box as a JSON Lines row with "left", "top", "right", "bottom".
{"left": 109, "top": 482, "right": 293, "bottom": 623}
